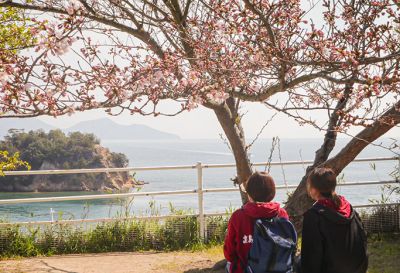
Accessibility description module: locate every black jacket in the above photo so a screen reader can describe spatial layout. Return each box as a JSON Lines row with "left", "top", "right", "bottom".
{"left": 301, "top": 203, "right": 368, "bottom": 273}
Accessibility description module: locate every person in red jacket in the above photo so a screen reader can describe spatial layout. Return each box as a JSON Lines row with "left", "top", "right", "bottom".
{"left": 223, "top": 172, "right": 289, "bottom": 273}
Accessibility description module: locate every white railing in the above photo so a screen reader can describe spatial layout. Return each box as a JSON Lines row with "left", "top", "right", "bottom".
{"left": 0, "top": 156, "right": 399, "bottom": 240}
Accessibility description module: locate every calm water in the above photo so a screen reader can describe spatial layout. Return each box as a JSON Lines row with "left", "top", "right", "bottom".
{"left": 0, "top": 138, "right": 398, "bottom": 222}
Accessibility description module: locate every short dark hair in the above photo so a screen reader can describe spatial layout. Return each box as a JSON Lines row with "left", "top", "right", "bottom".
{"left": 245, "top": 172, "right": 276, "bottom": 202}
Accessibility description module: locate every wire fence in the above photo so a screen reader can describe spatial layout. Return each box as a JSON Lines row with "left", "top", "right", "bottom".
{"left": 358, "top": 204, "right": 400, "bottom": 233}
{"left": 0, "top": 215, "right": 200, "bottom": 255}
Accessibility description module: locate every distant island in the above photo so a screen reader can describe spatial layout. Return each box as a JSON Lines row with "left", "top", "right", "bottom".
{"left": 0, "top": 118, "right": 180, "bottom": 140}
{"left": 0, "top": 130, "right": 136, "bottom": 192}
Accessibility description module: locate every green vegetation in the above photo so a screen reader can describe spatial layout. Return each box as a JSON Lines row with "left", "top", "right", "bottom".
{"left": 0, "top": 215, "right": 228, "bottom": 258}
{"left": 0, "top": 129, "right": 127, "bottom": 170}
{"left": 0, "top": 129, "right": 129, "bottom": 190}
{"left": 0, "top": 203, "right": 227, "bottom": 257}
{"left": 364, "top": 161, "right": 400, "bottom": 273}
{"left": 0, "top": 7, "right": 36, "bottom": 53}
{"left": 0, "top": 151, "right": 30, "bottom": 176}
{"left": 368, "top": 233, "right": 400, "bottom": 273}
{"left": 0, "top": 7, "right": 36, "bottom": 175}
{"left": 0, "top": 212, "right": 399, "bottom": 273}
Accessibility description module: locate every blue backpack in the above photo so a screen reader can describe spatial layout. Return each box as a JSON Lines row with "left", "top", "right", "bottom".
{"left": 246, "top": 217, "right": 297, "bottom": 273}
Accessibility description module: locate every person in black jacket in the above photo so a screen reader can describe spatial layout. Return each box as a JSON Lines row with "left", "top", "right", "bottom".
{"left": 301, "top": 167, "right": 368, "bottom": 273}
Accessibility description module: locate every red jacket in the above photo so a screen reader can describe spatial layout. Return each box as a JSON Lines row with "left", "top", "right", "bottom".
{"left": 223, "top": 202, "right": 289, "bottom": 273}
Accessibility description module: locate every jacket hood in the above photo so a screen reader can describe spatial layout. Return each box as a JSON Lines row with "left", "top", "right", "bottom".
{"left": 242, "top": 201, "right": 281, "bottom": 219}
{"left": 317, "top": 195, "right": 352, "bottom": 217}
{"left": 315, "top": 196, "right": 354, "bottom": 224}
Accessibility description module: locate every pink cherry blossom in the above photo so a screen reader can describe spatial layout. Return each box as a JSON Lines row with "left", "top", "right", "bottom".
{"left": 0, "top": 0, "right": 397, "bottom": 128}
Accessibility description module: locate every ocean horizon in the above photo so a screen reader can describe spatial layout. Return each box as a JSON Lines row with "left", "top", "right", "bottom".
{"left": 0, "top": 138, "right": 398, "bottom": 222}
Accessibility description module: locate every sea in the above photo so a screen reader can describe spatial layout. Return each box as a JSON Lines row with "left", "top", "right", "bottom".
{"left": 0, "top": 138, "right": 398, "bottom": 222}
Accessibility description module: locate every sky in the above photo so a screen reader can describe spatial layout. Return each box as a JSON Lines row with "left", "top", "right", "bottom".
{"left": 38, "top": 99, "right": 400, "bottom": 140}
{"left": 36, "top": 1, "right": 399, "bottom": 140}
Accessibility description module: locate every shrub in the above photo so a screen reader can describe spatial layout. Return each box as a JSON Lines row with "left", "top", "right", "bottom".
{"left": 0, "top": 216, "right": 202, "bottom": 258}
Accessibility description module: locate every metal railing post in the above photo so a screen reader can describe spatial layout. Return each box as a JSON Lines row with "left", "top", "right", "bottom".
{"left": 50, "top": 208, "right": 55, "bottom": 222}
{"left": 197, "top": 162, "right": 205, "bottom": 242}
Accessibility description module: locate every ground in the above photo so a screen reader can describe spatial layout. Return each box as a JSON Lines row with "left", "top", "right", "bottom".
{"left": 0, "top": 246, "right": 225, "bottom": 273}
{"left": 1, "top": 234, "right": 399, "bottom": 273}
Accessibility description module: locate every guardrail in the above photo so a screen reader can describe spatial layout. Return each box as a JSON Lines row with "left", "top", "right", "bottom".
{"left": 0, "top": 156, "right": 399, "bottom": 240}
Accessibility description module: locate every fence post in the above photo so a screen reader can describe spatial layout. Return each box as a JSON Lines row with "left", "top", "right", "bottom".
{"left": 398, "top": 204, "right": 400, "bottom": 232}
{"left": 50, "top": 208, "right": 55, "bottom": 222}
{"left": 197, "top": 162, "right": 205, "bottom": 242}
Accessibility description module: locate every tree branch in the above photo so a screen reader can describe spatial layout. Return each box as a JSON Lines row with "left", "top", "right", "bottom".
{"left": 232, "top": 71, "right": 335, "bottom": 102}
{"left": 0, "top": 0, "right": 165, "bottom": 58}
{"left": 324, "top": 100, "right": 400, "bottom": 173}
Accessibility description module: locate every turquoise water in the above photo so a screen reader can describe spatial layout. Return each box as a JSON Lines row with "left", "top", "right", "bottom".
{"left": 0, "top": 138, "right": 398, "bottom": 222}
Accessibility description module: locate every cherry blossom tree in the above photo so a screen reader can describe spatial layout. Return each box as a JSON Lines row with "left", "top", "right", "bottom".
{"left": 0, "top": 0, "right": 399, "bottom": 209}
{"left": 273, "top": 0, "right": 400, "bottom": 220}
{"left": 0, "top": 6, "right": 36, "bottom": 171}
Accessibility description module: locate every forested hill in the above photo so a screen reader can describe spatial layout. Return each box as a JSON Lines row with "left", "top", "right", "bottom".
{"left": 0, "top": 130, "right": 135, "bottom": 192}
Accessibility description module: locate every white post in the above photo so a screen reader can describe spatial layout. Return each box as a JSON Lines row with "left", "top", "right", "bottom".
{"left": 50, "top": 208, "right": 55, "bottom": 222}
{"left": 197, "top": 162, "right": 205, "bottom": 242}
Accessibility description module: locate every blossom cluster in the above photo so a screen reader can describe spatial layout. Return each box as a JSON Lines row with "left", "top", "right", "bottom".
{"left": 0, "top": 0, "right": 398, "bottom": 124}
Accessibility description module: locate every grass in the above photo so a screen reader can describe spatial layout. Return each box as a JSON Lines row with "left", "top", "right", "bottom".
{"left": 183, "top": 236, "right": 400, "bottom": 273}
{"left": 186, "top": 234, "right": 400, "bottom": 273}
{"left": 291, "top": 234, "right": 400, "bottom": 273}
{"left": 368, "top": 233, "right": 400, "bottom": 273}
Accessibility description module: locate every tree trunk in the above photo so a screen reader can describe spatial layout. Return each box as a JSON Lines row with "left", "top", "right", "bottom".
{"left": 207, "top": 98, "right": 253, "bottom": 204}
{"left": 285, "top": 100, "right": 400, "bottom": 230}
{"left": 284, "top": 125, "right": 339, "bottom": 230}
{"left": 285, "top": 83, "right": 354, "bottom": 228}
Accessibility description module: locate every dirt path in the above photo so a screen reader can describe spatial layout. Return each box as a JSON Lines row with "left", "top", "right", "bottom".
{"left": 0, "top": 248, "right": 225, "bottom": 273}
